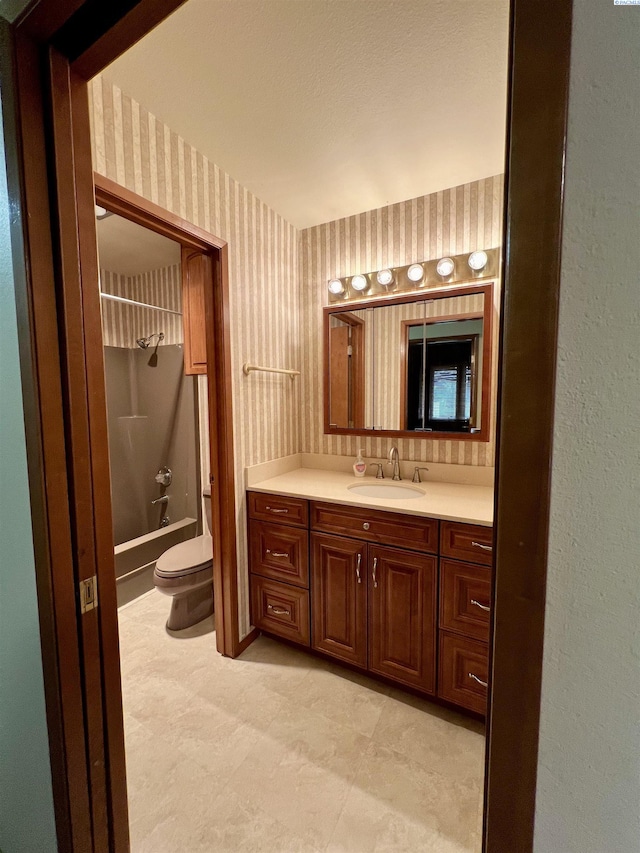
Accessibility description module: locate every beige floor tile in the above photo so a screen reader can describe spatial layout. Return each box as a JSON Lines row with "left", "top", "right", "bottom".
{"left": 289, "top": 661, "right": 392, "bottom": 738}
{"left": 327, "top": 740, "right": 482, "bottom": 853}
{"left": 372, "top": 688, "right": 486, "bottom": 784}
{"left": 120, "top": 593, "right": 485, "bottom": 853}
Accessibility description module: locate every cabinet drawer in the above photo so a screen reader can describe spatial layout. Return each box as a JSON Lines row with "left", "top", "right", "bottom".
{"left": 438, "top": 631, "right": 489, "bottom": 714}
{"left": 248, "top": 492, "right": 308, "bottom": 528}
{"left": 311, "top": 502, "right": 438, "bottom": 554}
{"left": 440, "top": 559, "right": 492, "bottom": 642}
{"left": 440, "top": 521, "right": 493, "bottom": 566}
{"left": 251, "top": 576, "right": 310, "bottom": 646}
{"left": 249, "top": 521, "right": 309, "bottom": 588}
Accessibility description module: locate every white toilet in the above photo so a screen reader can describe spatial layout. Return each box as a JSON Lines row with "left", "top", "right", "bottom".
{"left": 153, "top": 487, "right": 214, "bottom": 630}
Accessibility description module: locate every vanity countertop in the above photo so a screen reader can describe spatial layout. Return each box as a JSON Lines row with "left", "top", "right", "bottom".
{"left": 248, "top": 468, "right": 494, "bottom": 527}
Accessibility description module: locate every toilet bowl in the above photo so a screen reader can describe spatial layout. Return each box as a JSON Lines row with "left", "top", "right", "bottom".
{"left": 153, "top": 487, "right": 214, "bottom": 630}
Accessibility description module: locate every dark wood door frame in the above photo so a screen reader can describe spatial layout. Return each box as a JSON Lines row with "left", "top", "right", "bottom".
{"left": 94, "top": 172, "right": 247, "bottom": 663}
{"left": 2, "top": 0, "right": 573, "bottom": 850}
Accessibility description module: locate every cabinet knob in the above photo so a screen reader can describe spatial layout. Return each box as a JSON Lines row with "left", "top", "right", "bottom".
{"left": 363, "top": 522, "right": 370, "bottom": 531}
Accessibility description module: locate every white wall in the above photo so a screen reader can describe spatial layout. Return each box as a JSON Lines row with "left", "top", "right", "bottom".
{"left": 0, "top": 78, "right": 58, "bottom": 852}
{"left": 535, "top": 3, "right": 640, "bottom": 851}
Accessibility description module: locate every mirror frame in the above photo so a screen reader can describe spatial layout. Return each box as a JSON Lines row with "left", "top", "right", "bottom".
{"left": 323, "top": 281, "right": 495, "bottom": 441}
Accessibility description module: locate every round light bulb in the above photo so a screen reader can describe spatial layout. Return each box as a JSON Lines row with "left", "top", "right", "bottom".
{"left": 436, "top": 257, "right": 455, "bottom": 278}
{"left": 328, "top": 278, "right": 344, "bottom": 295}
{"left": 407, "top": 263, "right": 424, "bottom": 282}
{"left": 468, "top": 250, "right": 488, "bottom": 272}
{"left": 376, "top": 268, "right": 393, "bottom": 287}
{"left": 351, "top": 274, "right": 368, "bottom": 292}
{"left": 95, "top": 204, "right": 107, "bottom": 219}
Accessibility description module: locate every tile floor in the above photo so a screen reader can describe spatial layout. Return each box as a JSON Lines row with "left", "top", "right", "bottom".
{"left": 118, "top": 590, "right": 485, "bottom": 852}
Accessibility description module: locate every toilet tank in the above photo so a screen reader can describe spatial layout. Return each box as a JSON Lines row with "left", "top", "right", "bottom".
{"left": 203, "top": 486, "right": 212, "bottom": 535}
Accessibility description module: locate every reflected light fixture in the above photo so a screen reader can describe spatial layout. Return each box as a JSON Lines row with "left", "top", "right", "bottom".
{"left": 328, "top": 278, "right": 344, "bottom": 295}
{"left": 468, "top": 250, "right": 488, "bottom": 272}
{"left": 351, "top": 274, "right": 368, "bottom": 291}
{"left": 376, "top": 268, "right": 393, "bottom": 287}
{"left": 407, "top": 263, "right": 424, "bottom": 282}
{"left": 95, "top": 204, "right": 110, "bottom": 220}
{"left": 436, "top": 257, "right": 455, "bottom": 278}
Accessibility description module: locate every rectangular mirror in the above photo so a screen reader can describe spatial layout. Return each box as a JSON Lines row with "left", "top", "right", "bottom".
{"left": 324, "top": 283, "right": 493, "bottom": 441}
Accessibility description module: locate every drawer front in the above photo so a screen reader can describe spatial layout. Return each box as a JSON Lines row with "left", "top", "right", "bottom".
{"left": 248, "top": 492, "right": 309, "bottom": 528}
{"left": 251, "top": 576, "right": 310, "bottom": 646}
{"left": 311, "top": 501, "right": 438, "bottom": 554}
{"left": 249, "top": 521, "right": 309, "bottom": 588}
{"left": 438, "top": 631, "right": 489, "bottom": 714}
{"left": 440, "top": 521, "right": 493, "bottom": 566}
{"left": 440, "top": 559, "right": 492, "bottom": 641}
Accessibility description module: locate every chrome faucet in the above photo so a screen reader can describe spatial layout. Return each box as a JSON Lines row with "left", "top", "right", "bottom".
{"left": 387, "top": 445, "right": 402, "bottom": 481}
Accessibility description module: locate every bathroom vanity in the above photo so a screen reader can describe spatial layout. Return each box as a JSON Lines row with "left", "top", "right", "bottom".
{"left": 247, "top": 470, "right": 493, "bottom": 716}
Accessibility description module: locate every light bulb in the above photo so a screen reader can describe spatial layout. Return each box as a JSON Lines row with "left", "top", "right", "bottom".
{"left": 376, "top": 269, "right": 393, "bottom": 286}
{"left": 95, "top": 204, "right": 107, "bottom": 219}
{"left": 468, "top": 250, "right": 488, "bottom": 271}
{"left": 351, "top": 274, "right": 368, "bottom": 291}
{"left": 328, "top": 278, "right": 344, "bottom": 295}
{"left": 407, "top": 263, "right": 424, "bottom": 282}
{"left": 436, "top": 257, "right": 455, "bottom": 278}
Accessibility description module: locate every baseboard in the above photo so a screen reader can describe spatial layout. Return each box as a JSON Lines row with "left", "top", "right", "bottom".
{"left": 233, "top": 627, "right": 259, "bottom": 657}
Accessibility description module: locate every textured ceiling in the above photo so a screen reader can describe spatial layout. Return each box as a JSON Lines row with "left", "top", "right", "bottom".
{"left": 96, "top": 212, "right": 180, "bottom": 276}
{"left": 104, "top": 0, "right": 510, "bottom": 229}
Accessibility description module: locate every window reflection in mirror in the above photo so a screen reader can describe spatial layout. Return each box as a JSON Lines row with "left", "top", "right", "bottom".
{"left": 404, "top": 319, "right": 482, "bottom": 432}
{"left": 324, "top": 284, "right": 493, "bottom": 441}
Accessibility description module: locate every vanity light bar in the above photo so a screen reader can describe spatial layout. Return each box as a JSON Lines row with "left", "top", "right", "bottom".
{"left": 326, "top": 247, "right": 500, "bottom": 302}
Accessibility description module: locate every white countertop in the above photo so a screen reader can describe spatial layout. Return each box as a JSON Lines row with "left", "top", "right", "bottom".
{"left": 248, "top": 468, "right": 494, "bottom": 527}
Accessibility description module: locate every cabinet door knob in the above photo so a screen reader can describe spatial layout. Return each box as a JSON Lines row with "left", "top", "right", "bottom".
{"left": 363, "top": 522, "right": 370, "bottom": 531}
{"left": 356, "top": 553, "right": 362, "bottom": 583}
{"left": 372, "top": 556, "right": 378, "bottom": 588}
{"left": 471, "top": 540, "right": 492, "bottom": 552}
{"left": 468, "top": 672, "right": 488, "bottom": 689}
{"left": 470, "top": 598, "right": 491, "bottom": 613}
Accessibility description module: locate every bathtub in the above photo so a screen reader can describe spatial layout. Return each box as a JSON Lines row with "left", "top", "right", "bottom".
{"left": 115, "top": 517, "right": 198, "bottom": 607}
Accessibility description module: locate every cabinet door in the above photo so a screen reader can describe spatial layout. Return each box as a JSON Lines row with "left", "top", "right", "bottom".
{"left": 182, "top": 248, "right": 210, "bottom": 375}
{"left": 311, "top": 533, "right": 367, "bottom": 667}
{"left": 368, "top": 545, "right": 437, "bottom": 694}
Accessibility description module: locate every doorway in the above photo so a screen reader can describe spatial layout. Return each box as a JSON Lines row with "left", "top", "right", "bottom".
{"left": 3, "top": 3, "right": 568, "bottom": 849}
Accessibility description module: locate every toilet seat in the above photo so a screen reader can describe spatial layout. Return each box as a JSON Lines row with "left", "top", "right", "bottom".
{"left": 154, "top": 535, "right": 213, "bottom": 579}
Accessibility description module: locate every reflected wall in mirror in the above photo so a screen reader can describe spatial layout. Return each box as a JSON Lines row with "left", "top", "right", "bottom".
{"left": 324, "top": 283, "right": 493, "bottom": 441}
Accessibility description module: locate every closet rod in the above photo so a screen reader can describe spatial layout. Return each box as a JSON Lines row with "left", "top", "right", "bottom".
{"left": 99, "top": 291, "right": 183, "bottom": 316}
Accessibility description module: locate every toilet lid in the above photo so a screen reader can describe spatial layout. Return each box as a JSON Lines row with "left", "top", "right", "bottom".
{"left": 155, "top": 535, "right": 213, "bottom": 577}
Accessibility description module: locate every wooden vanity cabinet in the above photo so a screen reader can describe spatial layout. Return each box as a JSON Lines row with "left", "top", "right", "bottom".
{"left": 247, "top": 490, "right": 493, "bottom": 715}
{"left": 310, "top": 503, "right": 438, "bottom": 695}
{"left": 248, "top": 494, "right": 311, "bottom": 646}
{"left": 438, "top": 521, "right": 494, "bottom": 713}
{"left": 311, "top": 533, "right": 367, "bottom": 667}
{"left": 368, "top": 545, "right": 437, "bottom": 693}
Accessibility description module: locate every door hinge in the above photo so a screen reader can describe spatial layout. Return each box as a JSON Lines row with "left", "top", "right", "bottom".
{"left": 347, "top": 345, "right": 353, "bottom": 356}
{"left": 79, "top": 576, "right": 98, "bottom": 614}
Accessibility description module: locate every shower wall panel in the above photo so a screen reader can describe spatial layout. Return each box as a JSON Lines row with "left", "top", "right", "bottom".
{"left": 104, "top": 344, "right": 199, "bottom": 546}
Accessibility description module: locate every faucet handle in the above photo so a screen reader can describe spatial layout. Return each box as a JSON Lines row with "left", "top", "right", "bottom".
{"left": 369, "top": 462, "right": 385, "bottom": 479}
{"left": 412, "top": 466, "right": 430, "bottom": 484}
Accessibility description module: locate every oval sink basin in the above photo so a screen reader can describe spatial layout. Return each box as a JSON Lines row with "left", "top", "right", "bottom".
{"left": 348, "top": 482, "right": 425, "bottom": 500}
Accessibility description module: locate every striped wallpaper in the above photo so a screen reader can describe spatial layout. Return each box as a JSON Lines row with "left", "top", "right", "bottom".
{"left": 299, "top": 175, "right": 504, "bottom": 467}
{"left": 90, "top": 77, "right": 299, "bottom": 638}
{"left": 90, "top": 77, "right": 504, "bottom": 639}
{"left": 100, "top": 265, "right": 182, "bottom": 348}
